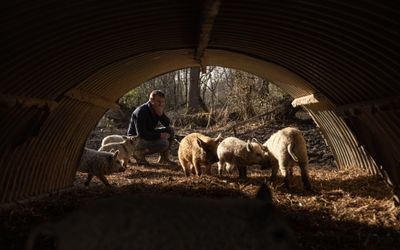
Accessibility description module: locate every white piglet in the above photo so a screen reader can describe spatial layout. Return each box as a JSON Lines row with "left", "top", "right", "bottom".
{"left": 101, "top": 135, "right": 134, "bottom": 147}
{"left": 262, "top": 127, "right": 312, "bottom": 191}
{"left": 98, "top": 138, "right": 136, "bottom": 167}
{"left": 217, "top": 137, "right": 269, "bottom": 178}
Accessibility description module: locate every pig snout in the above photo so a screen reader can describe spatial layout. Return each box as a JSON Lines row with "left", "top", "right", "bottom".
{"left": 208, "top": 153, "right": 219, "bottom": 164}
{"left": 112, "top": 161, "right": 126, "bottom": 173}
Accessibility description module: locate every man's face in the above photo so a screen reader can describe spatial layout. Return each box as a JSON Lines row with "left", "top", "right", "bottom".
{"left": 150, "top": 95, "right": 166, "bottom": 116}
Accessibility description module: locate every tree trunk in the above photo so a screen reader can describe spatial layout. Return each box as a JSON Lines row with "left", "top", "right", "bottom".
{"left": 244, "top": 84, "right": 256, "bottom": 119}
{"left": 187, "top": 67, "right": 203, "bottom": 113}
{"left": 184, "top": 69, "right": 189, "bottom": 107}
{"left": 173, "top": 71, "right": 177, "bottom": 109}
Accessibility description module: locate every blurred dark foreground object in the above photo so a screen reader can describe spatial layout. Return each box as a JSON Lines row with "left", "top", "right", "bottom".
{"left": 26, "top": 184, "right": 294, "bottom": 250}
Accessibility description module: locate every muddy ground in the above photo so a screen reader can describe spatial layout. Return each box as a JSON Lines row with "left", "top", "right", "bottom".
{"left": 1, "top": 120, "right": 399, "bottom": 249}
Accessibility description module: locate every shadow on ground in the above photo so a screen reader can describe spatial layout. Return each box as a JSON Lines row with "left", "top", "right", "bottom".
{"left": 1, "top": 180, "right": 399, "bottom": 250}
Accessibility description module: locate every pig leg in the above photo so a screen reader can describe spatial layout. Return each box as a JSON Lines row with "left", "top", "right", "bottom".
{"left": 97, "top": 174, "right": 111, "bottom": 187}
{"left": 279, "top": 158, "right": 292, "bottom": 189}
{"left": 270, "top": 164, "right": 279, "bottom": 182}
{"left": 238, "top": 165, "right": 247, "bottom": 179}
{"left": 179, "top": 159, "right": 191, "bottom": 177}
{"left": 190, "top": 165, "right": 196, "bottom": 175}
{"left": 217, "top": 160, "right": 226, "bottom": 176}
{"left": 267, "top": 157, "right": 279, "bottom": 182}
{"left": 285, "top": 165, "right": 294, "bottom": 189}
{"left": 205, "top": 164, "right": 212, "bottom": 175}
{"left": 226, "top": 163, "right": 234, "bottom": 174}
{"left": 84, "top": 173, "right": 94, "bottom": 186}
{"left": 193, "top": 160, "right": 202, "bottom": 177}
{"left": 299, "top": 161, "right": 312, "bottom": 191}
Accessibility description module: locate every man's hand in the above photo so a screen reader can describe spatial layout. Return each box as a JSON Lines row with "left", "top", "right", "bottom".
{"left": 160, "top": 133, "right": 170, "bottom": 140}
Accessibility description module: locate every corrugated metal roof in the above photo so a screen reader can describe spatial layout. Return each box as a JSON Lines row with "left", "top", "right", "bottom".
{"left": 1, "top": 0, "right": 399, "bottom": 205}
{"left": 210, "top": 0, "right": 400, "bottom": 104}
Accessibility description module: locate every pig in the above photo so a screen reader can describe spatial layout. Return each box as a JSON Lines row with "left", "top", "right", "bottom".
{"left": 98, "top": 137, "right": 137, "bottom": 167}
{"left": 178, "top": 133, "right": 223, "bottom": 176}
{"left": 101, "top": 135, "right": 133, "bottom": 147}
{"left": 78, "top": 147, "right": 126, "bottom": 187}
{"left": 262, "top": 127, "right": 312, "bottom": 191}
{"left": 100, "top": 135, "right": 148, "bottom": 165}
{"left": 217, "top": 137, "right": 269, "bottom": 178}
{"left": 26, "top": 184, "right": 294, "bottom": 250}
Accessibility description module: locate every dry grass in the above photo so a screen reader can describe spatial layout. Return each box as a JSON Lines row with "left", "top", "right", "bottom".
{"left": 79, "top": 159, "right": 400, "bottom": 233}
{"left": 1, "top": 122, "right": 399, "bottom": 249}
{"left": 2, "top": 157, "right": 398, "bottom": 250}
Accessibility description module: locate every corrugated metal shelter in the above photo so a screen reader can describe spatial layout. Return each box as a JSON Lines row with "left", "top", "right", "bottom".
{"left": 1, "top": 0, "right": 399, "bottom": 205}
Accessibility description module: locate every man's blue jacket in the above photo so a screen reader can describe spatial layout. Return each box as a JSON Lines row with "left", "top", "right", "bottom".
{"left": 127, "top": 101, "right": 170, "bottom": 140}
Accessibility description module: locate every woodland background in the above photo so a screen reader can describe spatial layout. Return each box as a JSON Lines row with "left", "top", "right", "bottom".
{"left": 1, "top": 67, "right": 399, "bottom": 250}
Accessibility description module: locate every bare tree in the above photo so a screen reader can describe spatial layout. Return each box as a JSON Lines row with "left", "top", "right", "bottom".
{"left": 187, "top": 67, "right": 208, "bottom": 113}
{"left": 117, "top": 66, "right": 289, "bottom": 127}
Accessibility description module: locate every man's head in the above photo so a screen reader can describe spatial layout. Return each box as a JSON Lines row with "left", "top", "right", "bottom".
{"left": 149, "top": 90, "right": 165, "bottom": 99}
{"left": 149, "top": 90, "right": 166, "bottom": 116}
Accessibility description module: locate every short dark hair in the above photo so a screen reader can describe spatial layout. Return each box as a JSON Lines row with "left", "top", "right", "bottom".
{"left": 150, "top": 90, "right": 165, "bottom": 98}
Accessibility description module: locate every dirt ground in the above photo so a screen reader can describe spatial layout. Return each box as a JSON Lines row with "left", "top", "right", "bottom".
{"left": 1, "top": 121, "right": 399, "bottom": 249}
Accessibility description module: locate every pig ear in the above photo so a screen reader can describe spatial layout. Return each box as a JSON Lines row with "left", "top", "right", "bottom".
{"left": 251, "top": 138, "right": 264, "bottom": 148}
{"left": 113, "top": 150, "right": 120, "bottom": 158}
{"left": 197, "top": 138, "right": 206, "bottom": 148}
{"left": 246, "top": 140, "right": 252, "bottom": 152}
{"left": 214, "top": 133, "right": 223, "bottom": 142}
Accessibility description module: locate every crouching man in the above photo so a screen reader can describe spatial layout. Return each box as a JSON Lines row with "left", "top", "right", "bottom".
{"left": 127, "top": 89, "right": 176, "bottom": 166}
